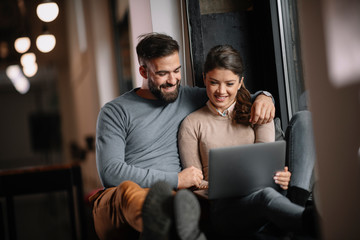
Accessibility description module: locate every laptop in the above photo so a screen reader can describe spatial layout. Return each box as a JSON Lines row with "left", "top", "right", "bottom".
{"left": 206, "top": 140, "right": 286, "bottom": 200}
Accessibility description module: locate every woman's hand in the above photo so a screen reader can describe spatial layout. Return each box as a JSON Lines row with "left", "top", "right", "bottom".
{"left": 274, "top": 166, "right": 291, "bottom": 190}
{"left": 198, "top": 180, "right": 209, "bottom": 189}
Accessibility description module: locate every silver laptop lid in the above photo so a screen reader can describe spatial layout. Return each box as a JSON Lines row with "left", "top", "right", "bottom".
{"left": 208, "top": 140, "right": 286, "bottom": 200}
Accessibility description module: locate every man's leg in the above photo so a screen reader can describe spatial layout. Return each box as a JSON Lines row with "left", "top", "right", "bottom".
{"left": 285, "top": 110, "right": 316, "bottom": 206}
{"left": 141, "top": 181, "right": 174, "bottom": 240}
{"left": 141, "top": 182, "right": 207, "bottom": 240}
{"left": 174, "top": 189, "right": 207, "bottom": 240}
{"left": 91, "top": 181, "right": 149, "bottom": 240}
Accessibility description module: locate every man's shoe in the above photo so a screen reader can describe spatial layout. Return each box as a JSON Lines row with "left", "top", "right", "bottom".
{"left": 174, "top": 189, "right": 207, "bottom": 240}
{"left": 141, "top": 181, "right": 173, "bottom": 240}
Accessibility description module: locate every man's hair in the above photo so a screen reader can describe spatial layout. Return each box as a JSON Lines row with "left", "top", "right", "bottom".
{"left": 136, "top": 33, "right": 179, "bottom": 66}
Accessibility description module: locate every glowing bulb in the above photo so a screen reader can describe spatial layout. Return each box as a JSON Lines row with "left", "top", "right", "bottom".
{"left": 6, "top": 65, "right": 22, "bottom": 79}
{"left": 36, "top": 34, "right": 56, "bottom": 53}
{"left": 14, "top": 37, "right": 31, "bottom": 53}
{"left": 6, "top": 65, "right": 30, "bottom": 94}
{"left": 36, "top": 2, "right": 59, "bottom": 22}
{"left": 23, "top": 62, "right": 38, "bottom": 78}
{"left": 14, "top": 77, "right": 30, "bottom": 94}
{"left": 20, "top": 52, "right": 36, "bottom": 66}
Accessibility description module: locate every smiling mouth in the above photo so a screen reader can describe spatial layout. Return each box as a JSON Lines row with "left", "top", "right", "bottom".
{"left": 160, "top": 81, "right": 179, "bottom": 93}
{"left": 215, "top": 95, "right": 227, "bottom": 102}
{"left": 161, "top": 85, "right": 177, "bottom": 92}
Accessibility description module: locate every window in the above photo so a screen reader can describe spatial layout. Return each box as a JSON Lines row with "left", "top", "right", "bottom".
{"left": 275, "top": 0, "right": 308, "bottom": 116}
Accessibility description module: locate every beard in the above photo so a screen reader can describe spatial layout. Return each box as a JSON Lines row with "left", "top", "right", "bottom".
{"left": 148, "top": 79, "right": 180, "bottom": 103}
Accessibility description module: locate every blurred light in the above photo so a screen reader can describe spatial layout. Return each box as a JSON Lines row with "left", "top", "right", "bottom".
{"left": 36, "top": 33, "right": 56, "bottom": 53}
{"left": 0, "top": 41, "right": 9, "bottom": 58}
{"left": 36, "top": 2, "right": 59, "bottom": 22}
{"left": 20, "top": 52, "right": 36, "bottom": 66}
{"left": 14, "top": 37, "right": 31, "bottom": 53}
{"left": 13, "top": 77, "right": 30, "bottom": 94}
{"left": 6, "top": 65, "right": 22, "bottom": 79}
{"left": 23, "top": 62, "right": 38, "bottom": 78}
{"left": 6, "top": 65, "right": 30, "bottom": 94}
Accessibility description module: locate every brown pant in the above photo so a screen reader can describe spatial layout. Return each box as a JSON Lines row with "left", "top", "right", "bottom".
{"left": 90, "top": 181, "right": 149, "bottom": 240}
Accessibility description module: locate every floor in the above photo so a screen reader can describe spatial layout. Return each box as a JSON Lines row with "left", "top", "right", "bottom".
{"left": 0, "top": 192, "right": 99, "bottom": 240}
{"left": 0, "top": 192, "right": 319, "bottom": 240}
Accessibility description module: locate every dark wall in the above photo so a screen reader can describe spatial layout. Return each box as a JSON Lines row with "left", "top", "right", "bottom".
{"left": 187, "top": 0, "right": 281, "bottom": 117}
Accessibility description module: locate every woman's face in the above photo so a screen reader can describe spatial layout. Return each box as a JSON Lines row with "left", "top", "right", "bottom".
{"left": 204, "top": 68, "right": 242, "bottom": 112}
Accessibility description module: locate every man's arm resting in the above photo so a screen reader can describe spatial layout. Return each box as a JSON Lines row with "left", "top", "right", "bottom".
{"left": 250, "top": 91, "right": 276, "bottom": 124}
{"left": 96, "top": 133, "right": 179, "bottom": 189}
{"left": 98, "top": 157, "right": 179, "bottom": 189}
{"left": 96, "top": 107, "right": 179, "bottom": 189}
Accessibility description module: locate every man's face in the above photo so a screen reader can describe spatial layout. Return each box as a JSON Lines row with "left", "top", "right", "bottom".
{"left": 145, "top": 52, "right": 181, "bottom": 103}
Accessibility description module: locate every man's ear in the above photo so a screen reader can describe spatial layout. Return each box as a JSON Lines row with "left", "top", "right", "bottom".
{"left": 139, "top": 66, "right": 148, "bottom": 79}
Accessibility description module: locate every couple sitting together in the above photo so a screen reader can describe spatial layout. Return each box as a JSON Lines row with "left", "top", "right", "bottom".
{"left": 90, "top": 32, "right": 318, "bottom": 240}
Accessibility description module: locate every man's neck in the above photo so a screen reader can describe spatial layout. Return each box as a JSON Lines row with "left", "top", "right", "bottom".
{"left": 135, "top": 88, "right": 157, "bottom": 100}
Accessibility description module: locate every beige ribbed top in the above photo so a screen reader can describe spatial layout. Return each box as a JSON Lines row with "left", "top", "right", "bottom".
{"left": 178, "top": 105, "right": 275, "bottom": 183}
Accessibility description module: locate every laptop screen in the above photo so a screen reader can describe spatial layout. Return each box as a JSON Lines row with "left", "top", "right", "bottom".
{"left": 208, "top": 140, "right": 286, "bottom": 200}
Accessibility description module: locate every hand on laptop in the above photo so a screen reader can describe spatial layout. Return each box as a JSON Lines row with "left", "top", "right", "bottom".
{"left": 198, "top": 180, "right": 208, "bottom": 189}
{"left": 188, "top": 180, "right": 209, "bottom": 192}
{"left": 198, "top": 180, "right": 209, "bottom": 189}
{"left": 273, "top": 166, "right": 291, "bottom": 190}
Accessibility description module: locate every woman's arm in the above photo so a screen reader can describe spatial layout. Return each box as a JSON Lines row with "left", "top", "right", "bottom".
{"left": 178, "top": 117, "right": 208, "bottom": 188}
{"left": 178, "top": 117, "right": 203, "bottom": 170}
{"left": 254, "top": 120, "right": 290, "bottom": 189}
{"left": 253, "top": 119, "right": 275, "bottom": 143}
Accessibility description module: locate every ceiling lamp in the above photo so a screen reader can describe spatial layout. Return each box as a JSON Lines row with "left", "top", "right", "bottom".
{"left": 6, "top": 65, "right": 22, "bottom": 79}
{"left": 14, "top": 37, "right": 31, "bottom": 54}
{"left": 36, "top": 33, "right": 56, "bottom": 53}
{"left": 6, "top": 65, "right": 30, "bottom": 94}
{"left": 20, "top": 52, "right": 36, "bottom": 66}
{"left": 23, "top": 62, "right": 38, "bottom": 78}
{"left": 36, "top": 1, "right": 59, "bottom": 23}
{"left": 20, "top": 52, "right": 38, "bottom": 78}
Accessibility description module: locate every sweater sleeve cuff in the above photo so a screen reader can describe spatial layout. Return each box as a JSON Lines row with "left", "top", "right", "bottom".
{"left": 165, "top": 172, "right": 179, "bottom": 189}
{"left": 252, "top": 90, "right": 275, "bottom": 104}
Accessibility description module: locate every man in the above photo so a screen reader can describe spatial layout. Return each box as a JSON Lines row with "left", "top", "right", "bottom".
{"left": 91, "top": 33, "right": 275, "bottom": 240}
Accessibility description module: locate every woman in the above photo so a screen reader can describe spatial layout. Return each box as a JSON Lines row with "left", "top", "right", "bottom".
{"left": 178, "top": 45, "right": 316, "bottom": 237}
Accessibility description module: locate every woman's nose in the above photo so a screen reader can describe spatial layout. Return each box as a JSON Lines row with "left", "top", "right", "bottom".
{"left": 218, "top": 84, "right": 226, "bottom": 94}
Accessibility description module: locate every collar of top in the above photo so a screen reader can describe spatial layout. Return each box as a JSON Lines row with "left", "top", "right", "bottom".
{"left": 206, "top": 100, "right": 236, "bottom": 118}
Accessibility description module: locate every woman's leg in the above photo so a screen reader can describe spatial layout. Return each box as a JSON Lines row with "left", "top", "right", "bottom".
{"left": 255, "top": 187, "right": 319, "bottom": 236}
{"left": 254, "top": 187, "right": 304, "bottom": 231}
{"left": 210, "top": 196, "right": 268, "bottom": 237}
{"left": 210, "top": 187, "right": 307, "bottom": 236}
{"left": 285, "top": 110, "right": 316, "bottom": 205}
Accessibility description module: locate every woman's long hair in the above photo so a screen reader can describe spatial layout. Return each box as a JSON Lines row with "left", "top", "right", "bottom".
{"left": 204, "top": 45, "right": 252, "bottom": 125}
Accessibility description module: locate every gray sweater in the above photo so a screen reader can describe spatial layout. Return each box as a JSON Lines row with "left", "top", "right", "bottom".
{"left": 96, "top": 86, "right": 207, "bottom": 189}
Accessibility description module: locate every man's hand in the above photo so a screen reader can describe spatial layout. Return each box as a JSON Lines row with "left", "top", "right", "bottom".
{"left": 250, "top": 94, "right": 275, "bottom": 124}
{"left": 274, "top": 166, "right": 291, "bottom": 190}
{"left": 178, "top": 166, "right": 203, "bottom": 189}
